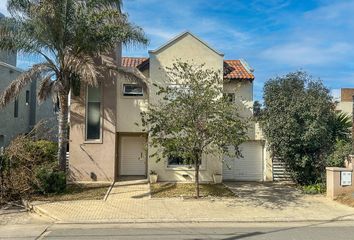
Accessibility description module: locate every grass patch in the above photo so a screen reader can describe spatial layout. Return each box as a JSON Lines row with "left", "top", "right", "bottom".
{"left": 301, "top": 183, "right": 326, "bottom": 195}
{"left": 335, "top": 192, "right": 354, "bottom": 207}
{"left": 150, "top": 183, "right": 234, "bottom": 198}
{"left": 32, "top": 183, "right": 109, "bottom": 202}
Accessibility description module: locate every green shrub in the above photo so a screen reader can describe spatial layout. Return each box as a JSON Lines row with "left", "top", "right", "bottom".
{"left": 302, "top": 183, "right": 326, "bottom": 194}
{"left": 326, "top": 140, "right": 352, "bottom": 167}
{"left": 35, "top": 166, "right": 66, "bottom": 194}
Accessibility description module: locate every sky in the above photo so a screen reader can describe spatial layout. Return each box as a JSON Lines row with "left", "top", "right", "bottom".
{"left": 1, "top": 0, "right": 354, "bottom": 101}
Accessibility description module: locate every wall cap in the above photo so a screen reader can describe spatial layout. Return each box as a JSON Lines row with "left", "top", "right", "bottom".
{"left": 326, "top": 167, "right": 353, "bottom": 171}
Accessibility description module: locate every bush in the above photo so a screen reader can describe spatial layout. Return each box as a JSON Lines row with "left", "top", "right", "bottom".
{"left": 35, "top": 166, "right": 66, "bottom": 194}
{"left": 0, "top": 135, "right": 65, "bottom": 203}
{"left": 302, "top": 183, "right": 326, "bottom": 194}
{"left": 326, "top": 140, "right": 352, "bottom": 167}
{"left": 260, "top": 72, "right": 336, "bottom": 185}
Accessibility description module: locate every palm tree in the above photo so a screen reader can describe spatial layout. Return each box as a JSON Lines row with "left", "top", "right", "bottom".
{"left": 0, "top": 0, "right": 147, "bottom": 171}
{"left": 332, "top": 112, "right": 352, "bottom": 142}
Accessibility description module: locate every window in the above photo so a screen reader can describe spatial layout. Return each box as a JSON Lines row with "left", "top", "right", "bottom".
{"left": 223, "top": 93, "right": 235, "bottom": 103}
{"left": 25, "top": 90, "right": 30, "bottom": 105}
{"left": 167, "top": 155, "right": 192, "bottom": 166}
{"left": 167, "top": 84, "right": 190, "bottom": 100}
{"left": 86, "top": 86, "right": 101, "bottom": 140}
{"left": 123, "top": 84, "right": 143, "bottom": 96}
{"left": 14, "top": 98, "right": 18, "bottom": 118}
{"left": 0, "top": 135, "right": 4, "bottom": 155}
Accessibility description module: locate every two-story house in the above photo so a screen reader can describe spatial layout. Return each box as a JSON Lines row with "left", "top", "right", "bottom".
{"left": 69, "top": 32, "right": 272, "bottom": 183}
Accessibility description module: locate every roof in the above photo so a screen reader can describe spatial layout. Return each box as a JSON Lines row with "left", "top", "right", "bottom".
{"left": 224, "top": 60, "right": 254, "bottom": 80}
{"left": 148, "top": 31, "right": 224, "bottom": 57}
{"left": 121, "top": 57, "right": 148, "bottom": 68}
{"left": 121, "top": 57, "right": 254, "bottom": 81}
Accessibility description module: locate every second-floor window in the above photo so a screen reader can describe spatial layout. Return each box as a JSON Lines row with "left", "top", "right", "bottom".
{"left": 14, "top": 98, "right": 18, "bottom": 118}
{"left": 123, "top": 84, "right": 143, "bottom": 96}
{"left": 86, "top": 86, "right": 101, "bottom": 140}
{"left": 25, "top": 90, "right": 30, "bottom": 105}
{"left": 223, "top": 93, "right": 235, "bottom": 103}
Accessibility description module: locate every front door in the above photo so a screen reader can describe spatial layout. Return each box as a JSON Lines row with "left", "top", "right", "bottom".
{"left": 119, "top": 135, "right": 146, "bottom": 176}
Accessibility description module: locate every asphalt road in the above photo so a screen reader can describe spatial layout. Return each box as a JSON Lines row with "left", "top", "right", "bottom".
{"left": 2, "top": 222, "right": 354, "bottom": 240}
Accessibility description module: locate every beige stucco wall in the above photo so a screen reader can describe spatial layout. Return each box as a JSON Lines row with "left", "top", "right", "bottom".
{"left": 337, "top": 101, "right": 352, "bottom": 117}
{"left": 69, "top": 68, "right": 118, "bottom": 182}
{"left": 326, "top": 167, "right": 354, "bottom": 199}
{"left": 116, "top": 77, "right": 148, "bottom": 133}
{"left": 147, "top": 33, "right": 224, "bottom": 182}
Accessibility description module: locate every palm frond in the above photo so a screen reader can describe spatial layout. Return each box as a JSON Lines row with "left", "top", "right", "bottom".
{"left": 0, "top": 63, "right": 52, "bottom": 108}
{"left": 65, "top": 53, "right": 100, "bottom": 87}
{"left": 37, "top": 74, "right": 55, "bottom": 103}
{"left": 333, "top": 112, "right": 352, "bottom": 141}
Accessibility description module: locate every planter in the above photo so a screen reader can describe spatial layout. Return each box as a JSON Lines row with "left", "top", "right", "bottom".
{"left": 213, "top": 174, "right": 222, "bottom": 184}
{"left": 150, "top": 174, "right": 158, "bottom": 183}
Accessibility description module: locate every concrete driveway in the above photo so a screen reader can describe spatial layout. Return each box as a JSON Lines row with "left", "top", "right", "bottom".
{"left": 31, "top": 181, "right": 354, "bottom": 223}
{"left": 224, "top": 181, "right": 310, "bottom": 209}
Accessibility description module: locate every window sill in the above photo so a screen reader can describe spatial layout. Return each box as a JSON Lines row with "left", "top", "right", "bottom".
{"left": 120, "top": 95, "right": 146, "bottom": 99}
{"left": 84, "top": 139, "right": 103, "bottom": 144}
{"left": 166, "top": 165, "right": 206, "bottom": 171}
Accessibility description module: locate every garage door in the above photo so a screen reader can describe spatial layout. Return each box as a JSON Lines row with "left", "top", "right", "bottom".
{"left": 223, "top": 141, "right": 263, "bottom": 181}
{"left": 119, "top": 136, "right": 147, "bottom": 176}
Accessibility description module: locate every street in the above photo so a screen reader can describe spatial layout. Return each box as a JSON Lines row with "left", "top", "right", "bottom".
{"left": 2, "top": 221, "right": 354, "bottom": 240}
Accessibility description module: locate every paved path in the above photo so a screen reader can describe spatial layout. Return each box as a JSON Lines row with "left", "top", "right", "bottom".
{"left": 32, "top": 182, "right": 354, "bottom": 223}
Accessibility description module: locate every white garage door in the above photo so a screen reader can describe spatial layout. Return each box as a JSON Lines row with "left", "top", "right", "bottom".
{"left": 119, "top": 136, "right": 147, "bottom": 176}
{"left": 223, "top": 141, "right": 263, "bottom": 181}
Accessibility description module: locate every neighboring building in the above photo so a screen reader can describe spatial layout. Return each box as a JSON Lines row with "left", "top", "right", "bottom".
{"left": 0, "top": 12, "right": 57, "bottom": 149}
{"left": 0, "top": 52, "right": 57, "bottom": 148}
{"left": 69, "top": 32, "right": 272, "bottom": 183}
{"left": 335, "top": 88, "right": 354, "bottom": 118}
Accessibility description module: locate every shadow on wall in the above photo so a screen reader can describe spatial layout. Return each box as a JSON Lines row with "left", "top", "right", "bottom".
{"left": 68, "top": 69, "right": 118, "bottom": 182}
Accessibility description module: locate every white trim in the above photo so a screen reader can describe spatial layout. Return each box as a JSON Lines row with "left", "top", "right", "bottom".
{"left": 148, "top": 31, "right": 224, "bottom": 56}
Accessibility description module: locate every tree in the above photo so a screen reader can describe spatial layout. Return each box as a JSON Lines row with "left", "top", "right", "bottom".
{"left": 0, "top": 0, "right": 147, "bottom": 171}
{"left": 260, "top": 71, "right": 337, "bottom": 185}
{"left": 141, "top": 61, "right": 248, "bottom": 198}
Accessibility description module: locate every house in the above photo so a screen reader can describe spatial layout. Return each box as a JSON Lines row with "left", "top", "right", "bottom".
{"left": 0, "top": 50, "right": 57, "bottom": 149}
{"left": 335, "top": 88, "right": 354, "bottom": 118}
{"left": 69, "top": 32, "right": 272, "bottom": 183}
{"left": 0, "top": 11, "right": 57, "bottom": 149}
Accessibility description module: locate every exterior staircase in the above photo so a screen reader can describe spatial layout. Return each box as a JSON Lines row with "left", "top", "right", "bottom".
{"left": 272, "top": 158, "right": 292, "bottom": 181}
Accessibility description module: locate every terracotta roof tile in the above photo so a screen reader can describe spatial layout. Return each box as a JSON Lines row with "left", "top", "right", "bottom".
{"left": 121, "top": 57, "right": 148, "bottom": 68}
{"left": 121, "top": 57, "right": 254, "bottom": 81}
{"left": 224, "top": 60, "right": 254, "bottom": 81}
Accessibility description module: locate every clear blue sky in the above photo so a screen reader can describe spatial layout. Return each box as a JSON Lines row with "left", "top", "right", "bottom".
{"left": 1, "top": 0, "right": 354, "bottom": 100}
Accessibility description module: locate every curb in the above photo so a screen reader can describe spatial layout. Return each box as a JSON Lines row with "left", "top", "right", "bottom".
{"left": 53, "top": 218, "right": 354, "bottom": 224}
{"left": 30, "top": 204, "right": 61, "bottom": 222}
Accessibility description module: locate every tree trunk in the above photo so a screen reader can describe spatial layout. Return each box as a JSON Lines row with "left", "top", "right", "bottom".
{"left": 58, "top": 93, "right": 69, "bottom": 172}
{"left": 195, "top": 156, "right": 200, "bottom": 198}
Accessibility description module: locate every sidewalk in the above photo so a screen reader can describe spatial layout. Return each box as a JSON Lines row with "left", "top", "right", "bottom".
{"left": 32, "top": 181, "right": 354, "bottom": 223}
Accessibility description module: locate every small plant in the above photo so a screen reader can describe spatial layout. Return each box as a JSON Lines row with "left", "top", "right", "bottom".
{"left": 149, "top": 170, "right": 158, "bottom": 183}
{"left": 302, "top": 183, "right": 326, "bottom": 195}
{"left": 35, "top": 166, "right": 66, "bottom": 194}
